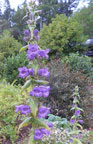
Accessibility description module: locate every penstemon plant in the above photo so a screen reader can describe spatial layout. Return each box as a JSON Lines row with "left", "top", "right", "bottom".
{"left": 15, "top": 0, "right": 52, "bottom": 144}
{"left": 69, "top": 86, "right": 84, "bottom": 144}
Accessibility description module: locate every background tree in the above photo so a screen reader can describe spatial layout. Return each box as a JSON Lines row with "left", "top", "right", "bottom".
{"left": 38, "top": 0, "right": 80, "bottom": 26}
{"left": 72, "top": 0, "right": 93, "bottom": 38}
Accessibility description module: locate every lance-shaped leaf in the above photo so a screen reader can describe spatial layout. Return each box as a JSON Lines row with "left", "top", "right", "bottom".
{"left": 19, "top": 117, "right": 33, "bottom": 130}
{"left": 28, "top": 134, "right": 35, "bottom": 144}
{"left": 20, "top": 45, "right": 28, "bottom": 52}
{"left": 29, "top": 97, "right": 38, "bottom": 118}
{"left": 21, "top": 80, "right": 32, "bottom": 93}
{"left": 75, "top": 123, "right": 83, "bottom": 129}
{"left": 32, "top": 79, "right": 49, "bottom": 85}
{"left": 33, "top": 118, "right": 50, "bottom": 130}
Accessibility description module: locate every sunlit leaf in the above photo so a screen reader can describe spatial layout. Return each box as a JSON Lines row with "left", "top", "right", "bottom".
{"left": 19, "top": 117, "right": 33, "bottom": 130}
{"left": 29, "top": 97, "right": 38, "bottom": 118}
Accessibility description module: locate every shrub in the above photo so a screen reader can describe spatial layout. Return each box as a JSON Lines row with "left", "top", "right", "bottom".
{"left": 43, "top": 59, "right": 92, "bottom": 127}
{"left": 61, "top": 53, "right": 92, "bottom": 74}
{"left": 2, "top": 52, "right": 28, "bottom": 84}
{"left": 0, "top": 30, "right": 22, "bottom": 60}
{"left": 0, "top": 80, "right": 27, "bottom": 143}
{"left": 39, "top": 14, "right": 87, "bottom": 57}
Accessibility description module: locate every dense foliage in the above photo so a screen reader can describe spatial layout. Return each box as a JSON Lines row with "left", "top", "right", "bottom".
{"left": 0, "top": 81, "right": 27, "bottom": 143}
{"left": 43, "top": 60, "right": 92, "bottom": 126}
{"left": 0, "top": 30, "right": 22, "bottom": 60}
{"left": 62, "top": 53, "right": 92, "bottom": 74}
{"left": 2, "top": 52, "right": 28, "bottom": 84}
{"left": 73, "top": 0, "right": 93, "bottom": 38}
{"left": 39, "top": 14, "right": 87, "bottom": 57}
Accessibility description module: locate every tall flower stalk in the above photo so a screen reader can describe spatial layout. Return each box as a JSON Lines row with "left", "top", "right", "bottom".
{"left": 15, "top": 1, "right": 52, "bottom": 143}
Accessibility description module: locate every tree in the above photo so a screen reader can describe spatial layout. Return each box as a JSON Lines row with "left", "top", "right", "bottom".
{"left": 38, "top": 0, "right": 79, "bottom": 26}
{"left": 73, "top": 0, "right": 93, "bottom": 38}
{"left": 39, "top": 14, "right": 87, "bottom": 57}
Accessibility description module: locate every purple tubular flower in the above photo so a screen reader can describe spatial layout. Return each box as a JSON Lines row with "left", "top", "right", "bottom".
{"left": 15, "top": 105, "right": 31, "bottom": 115}
{"left": 70, "top": 119, "right": 75, "bottom": 125}
{"left": 27, "top": 44, "right": 39, "bottom": 60}
{"left": 18, "top": 66, "right": 29, "bottom": 79}
{"left": 40, "top": 128, "right": 50, "bottom": 136}
{"left": 37, "top": 68, "right": 50, "bottom": 77}
{"left": 38, "top": 49, "right": 50, "bottom": 59}
{"left": 75, "top": 110, "right": 81, "bottom": 116}
{"left": 28, "top": 68, "right": 34, "bottom": 76}
{"left": 33, "top": 29, "right": 40, "bottom": 41}
{"left": 46, "top": 122, "right": 53, "bottom": 128}
{"left": 29, "top": 86, "right": 50, "bottom": 98}
{"left": 78, "top": 120, "right": 83, "bottom": 124}
{"left": 38, "top": 106, "right": 50, "bottom": 118}
{"left": 34, "top": 128, "right": 50, "bottom": 140}
{"left": 24, "top": 29, "right": 30, "bottom": 36}
{"left": 39, "top": 85, "right": 50, "bottom": 98}
{"left": 34, "top": 129, "right": 43, "bottom": 140}
{"left": 29, "top": 86, "right": 42, "bottom": 97}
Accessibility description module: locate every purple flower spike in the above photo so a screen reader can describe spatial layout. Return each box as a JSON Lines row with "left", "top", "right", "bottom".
{"left": 75, "top": 110, "right": 81, "bottom": 116}
{"left": 18, "top": 66, "right": 29, "bottom": 79}
{"left": 38, "top": 106, "right": 50, "bottom": 118}
{"left": 70, "top": 119, "right": 75, "bottom": 125}
{"left": 28, "top": 68, "right": 34, "bottom": 76}
{"left": 24, "top": 29, "right": 30, "bottom": 36}
{"left": 37, "top": 68, "right": 50, "bottom": 77}
{"left": 78, "top": 120, "right": 83, "bottom": 124}
{"left": 28, "top": 44, "right": 38, "bottom": 52}
{"left": 15, "top": 105, "right": 31, "bottom": 115}
{"left": 34, "top": 129, "right": 43, "bottom": 140}
{"left": 38, "top": 49, "right": 50, "bottom": 59}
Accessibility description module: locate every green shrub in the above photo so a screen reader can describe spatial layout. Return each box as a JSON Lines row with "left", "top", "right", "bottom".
{"left": 0, "top": 30, "right": 22, "bottom": 60}
{"left": 39, "top": 14, "right": 87, "bottom": 57}
{"left": 62, "top": 53, "right": 92, "bottom": 74}
{"left": 0, "top": 80, "right": 27, "bottom": 143}
{"left": 2, "top": 52, "right": 28, "bottom": 84}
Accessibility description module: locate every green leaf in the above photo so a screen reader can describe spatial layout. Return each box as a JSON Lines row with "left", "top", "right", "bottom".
{"left": 32, "top": 79, "right": 49, "bottom": 85}
{"left": 33, "top": 118, "right": 50, "bottom": 130}
{"left": 28, "top": 135, "right": 35, "bottom": 144}
{"left": 18, "top": 117, "right": 33, "bottom": 130}
{"left": 21, "top": 80, "right": 32, "bottom": 92}
{"left": 75, "top": 123, "right": 83, "bottom": 129}
{"left": 29, "top": 97, "right": 38, "bottom": 118}
{"left": 72, "top": 138, "right": 83, "bottom": 144}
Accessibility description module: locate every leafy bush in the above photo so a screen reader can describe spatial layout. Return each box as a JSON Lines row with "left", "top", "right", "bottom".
{"left": 0, "top": 80, "right": 27, "bottom": 143}
{"left": 39, "top": 14, "right": 87, "bottom": 57}
{"left": 43, "top": 59, "right": 92, "bottom": 127}
{"left": 62, "top": 53, "right": 92, "bottom": 74}
{"left": 2, "top": 52, "right": 28, "bottom": 84}
{"left": 0, "top": 30, "right": 22, "bottom": 60}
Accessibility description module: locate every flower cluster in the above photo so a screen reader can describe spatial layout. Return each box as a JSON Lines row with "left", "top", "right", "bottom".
{"left": 15, "top": 105, "right": 31, "bottom": 115}
{"left": 34, "top": 128, "right": 50, "bottom": 140}
{"left": 27, "top": 43, "right": 49, "bottom": 60}
{"left": 29, "top": 86, "right": 50, "bottom": 98}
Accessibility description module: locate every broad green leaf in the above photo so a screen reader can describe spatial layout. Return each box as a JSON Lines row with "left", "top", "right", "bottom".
{"left": 18, "top": 117, "right": 33, "bottom": 130}
{"left": 29, "top": 97, "right": 38, "bottom": 118}
{"left": 33, "top": 118, "right": 50, "bottom": 130}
